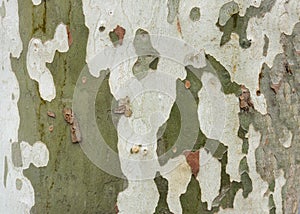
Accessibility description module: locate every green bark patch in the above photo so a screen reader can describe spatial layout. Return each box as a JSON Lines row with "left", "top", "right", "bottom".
{"left": 0, "top": 1, "right": 6, "bottom": 18}
{"left": 156, "top": 101, "right": 181, "bottom": 166}
{"left": 4, "top": 156, "right": 8, "bottom": 188}
{"left": 269, "top": 194, "right": 276, "bottom": 214}
{"left": 109, "top": 25, "right": 126, "bottom": 47}
{"left": 239, "top": 157, "right": 252, "bottom": 198}
{"left": 239, "top": 156, "right": 249, "bottom": 175}
{"left": 13, "top": 0, "right": 126, "bottom": 213}
{"left": 241, "top": 172, "right": 252, "bottom": 198}
{"left": 238, "top": 111, "right": 253, "bottom": 154}
{"left": 154, "top": 173, "right": 173, "bottom": 214}
{"left": 241, "top": 138, "right": 249, "bottom": 154}
{"left": 217, "top": 0, "right": 276, "bottom": 48}
{"left": 11, "top": 142, "right": 23, "bottom": 168}
{"left": 95, "top": 73, "right": 119, "bottom": 153}
{"left": 263, "top": 34, "right": 269, "bottom": 57}
{"left": 180, "top": 176, "right": 219, "bottom": 214}
{"left": 189, "top": 7, "right": 200, "bottom": 22}
{"left": 184, "top": 65, "right": 203, "bottom": 104}
{"left": 132, "top": 29, "right": 160, "bottom": 80}
{"left": 192, "top": 128, "right": 207, "bottom": 151}
{"left": 16, "top": 178, "right": 23, "bottom": 190}
{"left": 205, "top": 54, "right": 241, "bottom": 96}
{"left": 167, "top": 0, "right": 180, "bottom": 24}
{"left": 157, "top": 79, "right": 199, "bottom": 166}
{"left": 205, "top": 139, "right": 227, "bottom": 160}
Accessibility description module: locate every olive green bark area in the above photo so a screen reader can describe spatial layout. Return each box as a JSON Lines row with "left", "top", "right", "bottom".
{"left": 156, "top": 102, "right": 181, "bottom": 166}
{"left": 95, "top": 73, "right": 119, "bottom": 153}
{"left": 11, "top": 142, "right": 23, "bottom": 168}
{"left": 154, "top": 173, "right": 173, "bottom": 214}
{"left": 263, "top": 34, "right": 270, "bottom": 57}
{"left": 205, "top": 55, "right": 241, "bottom": 96}
{"left": 269, "top": 194, "right": 276, "bottom": 214}
{"left": 181, "top": 176, "right": 219, "bottom": 214}
{"left": 189, "top": 7, "right": 201, "bottom": 22}
{"left": 217, "top": 0, "right": 276, "bottom": 48}
{"left": 12, "top": 0, "right": 126, "bottom": 213}
{"left": 156, "top": 71, "right": 203, "bottom": 166}
{"left": 0, "top": 1, "right": 6, "bottom": 18}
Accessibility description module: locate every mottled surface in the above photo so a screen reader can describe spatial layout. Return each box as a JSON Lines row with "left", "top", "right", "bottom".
{"left": 1, "top": 0, "right": 300, "bottom": 213}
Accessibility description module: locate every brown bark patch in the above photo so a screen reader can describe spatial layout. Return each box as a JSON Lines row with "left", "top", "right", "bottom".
{"left": 66, "top": 25, "right": 73, "bottom": 46}
{"left": 185, "top": 80, "right": 191, "bottom": 89}
{"left": 110, "top": 25, "right": 126, "bottom": 46}
{"left": 47, "top": 110, "right": 56, "bottom": 118}
{"left": 239, "top": 85, "right": 253, "bottom": 111}
{"left": 176, "top": 17, "right": 182, "bottom": 37}
{"left": 270, "top": 82, "right": 282, "bottom": 94}
{"left": 63, "top": 108, "right": 81, "bottom": 143}
{"left": 184, "top": 150, "right": 200, "bottom": 177}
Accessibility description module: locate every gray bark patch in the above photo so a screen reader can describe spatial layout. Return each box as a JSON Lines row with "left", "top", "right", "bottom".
{"left": 11, "top": 142, "right": 23, "bottom": 168}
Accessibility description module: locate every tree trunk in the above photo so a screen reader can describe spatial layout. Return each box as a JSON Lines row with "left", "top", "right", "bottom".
{"left": 1, "top": 0, "right": 300, "bottom": 213}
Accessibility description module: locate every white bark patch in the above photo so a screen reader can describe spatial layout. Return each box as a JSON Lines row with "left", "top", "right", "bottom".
{"left": 198, "top": 72, "right": 243, "bottom": 182}
{"left": 197, "top": 148, "right": 221, "bottom": 210}
{"left": 198, "top": 72, "right": 226, "bottom": 140}
{"left": 117, "top": 180, "right": 159, "bottom": 214}
{"left": 161, "top": 155, "right": 192, "bottom": 214}
{"left": 273, "top": 170, "right": 286, "bottom": 214}
{"left": 20, "top": 141, "right": 49, "bottom": 169}
{"left": 26, "top": 23, "right": 69, "bottom": 101}
{"left": 279, "top": 127, "right": 293, "bottom": 148}
{"left": 31, "top": 0, "right": 42, "bottom": 6}
{"left": 219, "top": 125, "right": 269, "bottom": 213}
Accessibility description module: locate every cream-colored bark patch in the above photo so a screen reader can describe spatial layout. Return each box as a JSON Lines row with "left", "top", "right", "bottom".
{"left": 161, "top": 155, "right": 192, "bottom": 214}
{"left": 26, "top": 23, "right": 69, "bottom": 101}
{"left": 117, "top": 180, "right": 159, "bottom": 214}
{"left": 198, "top": 72, "right": 243, "bottom": 182}
{"left": 279, "top": 128, "right": 293, "bottom": 148}
{"left": 20, "top": 141, "right": 49, "bottom": 169}
{"left": 273, "top": 170, "right": 286, "bottom": 214}
{"left": 197, "top": 148, "right": 221, "bottom": 210}
{"left": 198, "top": 72, "right": 226, "bottom": 140}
